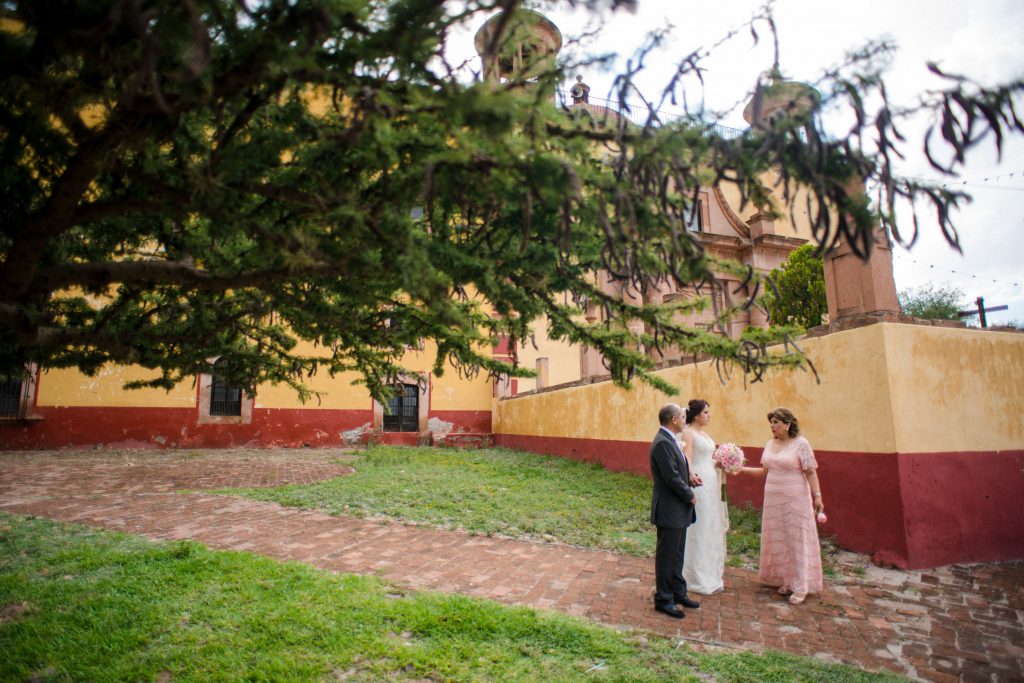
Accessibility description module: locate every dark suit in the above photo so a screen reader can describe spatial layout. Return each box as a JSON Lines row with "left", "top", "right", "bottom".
{"left": 650, "top": 426, "right": 696, "bottom": 607}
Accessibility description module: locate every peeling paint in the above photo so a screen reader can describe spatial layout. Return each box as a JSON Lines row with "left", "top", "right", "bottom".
{"left": 341, "top": 424, "right": 371, "bottom": 445}
{"left": 427, "top": 416, "right": 454, "bottom": 439}
{"left": 154, "top": 435, "right": 167, "bottom": 445}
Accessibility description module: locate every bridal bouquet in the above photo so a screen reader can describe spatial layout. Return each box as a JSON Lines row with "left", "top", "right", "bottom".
{"left": 712, "top": 443, "right": 745, "bottom": 504}
{"left": 712, "top": 443, "right": 745, "bottom": 474}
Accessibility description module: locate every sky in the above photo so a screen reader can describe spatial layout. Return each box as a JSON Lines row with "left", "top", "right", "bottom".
{"left": 449, "top": 0, "right": 1024, "bottom": 325}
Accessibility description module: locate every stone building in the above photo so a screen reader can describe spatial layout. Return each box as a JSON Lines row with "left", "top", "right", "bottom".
{"left": 488, "top": 10, "right": 889, "bottom": 393}
{"left": 2, "top": 8, "right": 1019, "bottom": 572}
{"left": 1, "top": 8, "right": 901, "bottom": 444}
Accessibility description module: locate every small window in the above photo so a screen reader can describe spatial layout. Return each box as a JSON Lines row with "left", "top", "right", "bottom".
{"left": 0, "top": 375, "right": 24, "bottom": 417}
{"left": 197, "top": 361, "right": 252, "bottom": 425}
{"left": 686, "top": 201, "right": 704, "bottom": 232}
{"left": 383, "top": 383, "right": 419, "bottom": 432}
{"left": 209, "top": 375, "right": 243, "bottom": 416}
{"left": 387, "top": 314, "right": 423, "bottom": 350}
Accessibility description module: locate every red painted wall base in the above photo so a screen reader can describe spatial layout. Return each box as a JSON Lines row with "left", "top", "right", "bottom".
{"left": 6, "top": 405, "right": 1021, "bottom": 569}
{"left": 369, "top": 432, "right": 423, "bottom": 446}
{"left": 0, "top": 406, "right": 488, "bottom": 451}
{"left": 495, "top": 433, "right": 1024, "bottom": 570}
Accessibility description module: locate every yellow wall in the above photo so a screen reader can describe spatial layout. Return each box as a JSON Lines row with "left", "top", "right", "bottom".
{"left": 514, "top": 318, "right": 582, "bottom": 393}
{"left": 37, "top": 366, "right": 196, "bottom": 408}
{"left": 255, "top": 338, "right": 387, "bottom": 410}
{"left": 496, "top": 325, "right": 892, "bottom": 450}
{"left": 430, "top": 365, "right": 494, "bottom": 411}
{"left": 38, "top": 336, "right": 495, "bottom": 413}
{"left": 255, "top": 336, "right": 495, "bottom": 412}
{"left": 254, "top": 369, "right": 370, "bottom": 410}
{"left": 496, "top": 323, "right": 1024, "bottom": 454}
{"left": 883, "top": 325, "right": 1024, "bottom": 453}
{"left": 1, "top": 16, "right": 24, "bottom": 33}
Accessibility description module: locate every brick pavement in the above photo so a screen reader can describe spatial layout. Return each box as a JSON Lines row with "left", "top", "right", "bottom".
{"left": 1, "top": 448, "right": 1021, "bottom": 682}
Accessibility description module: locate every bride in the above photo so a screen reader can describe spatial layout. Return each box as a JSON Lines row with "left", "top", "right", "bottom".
{"left": 677, "top": 399, "right": 728, "bottom": 594}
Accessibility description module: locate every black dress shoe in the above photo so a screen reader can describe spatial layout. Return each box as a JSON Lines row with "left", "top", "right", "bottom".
{"left": 654, "top": 603, "right": 685, "bottom": 619}
{"left": 675, "top": 595, "right": 700, "bottom": 609}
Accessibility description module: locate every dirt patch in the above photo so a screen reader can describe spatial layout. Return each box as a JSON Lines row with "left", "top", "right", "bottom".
{"left": 0, "top": 601, "right": 31, "bottom": 624}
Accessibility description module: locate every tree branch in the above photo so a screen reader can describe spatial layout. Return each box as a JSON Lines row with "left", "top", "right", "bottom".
{"left": 73, "top": 197, "right": 173, "bottom": 224}
{"left": 34, "top": 259, "right": 353, "bottom": 292}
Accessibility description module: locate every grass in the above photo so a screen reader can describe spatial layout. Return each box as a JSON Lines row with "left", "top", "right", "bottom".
{"left": 225, "top": 446, "right": 851, "bottom": 575}
{"left": 224, "top": 446, "right": 767, "bottom": 563}
{"left": 0, "top": 514, "right": 905, "bottom": 682}
{"left": 724, "top": 503, "right": 762, "bottom": 568}
{"left": 224, "top": 446, "right": 658, "bottom": 555}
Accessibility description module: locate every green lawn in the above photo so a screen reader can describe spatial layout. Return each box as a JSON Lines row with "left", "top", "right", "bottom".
{"left": 223, "top": 445, "right": 765, "bottom": 566}
{"left": 224, "top": 446, "right": 854, "bottom": 574}
{"left": 0, "top": 514, "right": 904, "bottom": 682}
{"left": 724, "top": 502, "right": 761, "bottom": 568}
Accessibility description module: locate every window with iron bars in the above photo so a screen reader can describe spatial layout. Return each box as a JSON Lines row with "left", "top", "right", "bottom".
{"left": 382, "top": 383, "right": 419, "bottom": 432}
{"left": 0, "top": 375, "right": 24, "bottom": 417}
{"left": 209, "top": 375, "right": 243, "bottom": 416}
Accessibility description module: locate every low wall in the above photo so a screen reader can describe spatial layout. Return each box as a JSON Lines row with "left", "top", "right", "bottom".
{"left": 0, "top": 406, "right": 491, "bottom": 450}
{"left": 494, "top": 323, "right": 1024, "bottom": 570}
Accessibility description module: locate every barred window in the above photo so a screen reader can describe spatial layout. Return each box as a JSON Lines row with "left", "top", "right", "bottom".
{"left": 0, "top": 375, "right": 23, "bottom": 417}
{"left": 382, "top": 383, "right": 418, "bottom": 432}
{"left": 209, "top": 375, "right": 243, "bottom": 416}
{"left": 197, "top": 361, "right": 251, "bottom": 425}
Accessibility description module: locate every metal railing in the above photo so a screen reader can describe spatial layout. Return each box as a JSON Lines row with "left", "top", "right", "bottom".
{"left": 554, "top": 89, "right": 745, "bottom": 140}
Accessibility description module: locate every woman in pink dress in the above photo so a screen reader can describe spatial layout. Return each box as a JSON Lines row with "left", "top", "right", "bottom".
{"left": 735, "top": 407, "right": 825, "bottom": 604}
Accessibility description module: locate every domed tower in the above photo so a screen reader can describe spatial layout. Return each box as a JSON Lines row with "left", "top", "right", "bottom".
{"left": 742, "top": 67, "right": 819, "bottom": 131}
{"left": 743, "top": 68, "right": 901, "bottom": 329}
{"left": 474, "top": 9, "right": 562, "bottom": 86}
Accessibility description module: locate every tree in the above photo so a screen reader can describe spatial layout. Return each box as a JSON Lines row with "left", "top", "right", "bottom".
{"left": 2, "top": 1, "right": 1022, "bottom": 401}
{"left": 898, "top": 284, "right": 965, "bottom": 320}
{"left": 763, "top": 244, "right": 827, "bottom": 329}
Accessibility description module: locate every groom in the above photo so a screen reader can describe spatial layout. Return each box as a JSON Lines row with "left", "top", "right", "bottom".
{"left": 650, "top": 403, "right": 701, "bottom": 618}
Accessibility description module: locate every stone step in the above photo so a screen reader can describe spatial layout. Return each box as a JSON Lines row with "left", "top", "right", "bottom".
{"left": 433, "top": 432, "right": 494, "bottom": 448}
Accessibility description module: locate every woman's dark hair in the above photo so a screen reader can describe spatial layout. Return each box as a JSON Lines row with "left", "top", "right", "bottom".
{"left": 767, "top": 407, "right": 800, "bottom": 437}
{"left": 685, "top": 399, "right": 709, "bottom": 425}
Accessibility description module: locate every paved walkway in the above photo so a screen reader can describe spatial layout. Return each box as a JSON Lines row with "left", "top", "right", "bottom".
{"left": 1, "top": 449, "right": 1021, "bottom": 683}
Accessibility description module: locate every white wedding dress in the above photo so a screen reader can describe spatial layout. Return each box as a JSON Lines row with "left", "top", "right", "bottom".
{"left": 680, "top": 430, "right": 728, "bottom": 595}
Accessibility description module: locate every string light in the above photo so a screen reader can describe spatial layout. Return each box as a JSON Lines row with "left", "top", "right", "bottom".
{"left": 892, "top": 252, "right": 1022, "bottom": 289}
{"left": 944, "top": 183, "right": 1024, "bottom": 192}
{"left": 900, "top": 169, "right": 1024, "bottom": 191}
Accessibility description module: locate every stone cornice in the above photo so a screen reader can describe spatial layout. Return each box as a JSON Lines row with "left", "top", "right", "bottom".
{"left": 712, "top": 185, "right": 752, "bottom": 239}
{"left": 752, "top": 233, "right": 808, "bottom": 253}
{"left": 696, "top": 232, "right": 746, "bottom": 259}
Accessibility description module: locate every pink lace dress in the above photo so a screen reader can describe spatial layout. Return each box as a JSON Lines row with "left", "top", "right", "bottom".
{"left": 758, "top": 436, "right": 823, "bottom": 596}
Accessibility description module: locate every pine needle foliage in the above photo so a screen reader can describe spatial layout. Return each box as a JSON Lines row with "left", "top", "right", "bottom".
{"left": 2, "top": 1, "right": 1021, "bottom": 400}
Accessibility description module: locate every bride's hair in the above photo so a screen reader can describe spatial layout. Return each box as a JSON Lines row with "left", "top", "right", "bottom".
{"left": 685, "top": 399, "right": 708, "bottom": 425}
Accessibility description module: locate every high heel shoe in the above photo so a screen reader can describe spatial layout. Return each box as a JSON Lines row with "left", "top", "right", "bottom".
{"left": 777, "top": 586, "right": 792, "bottom": 595}
{"left": 788, "top": 592, "right": 806, "bottom": 605}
